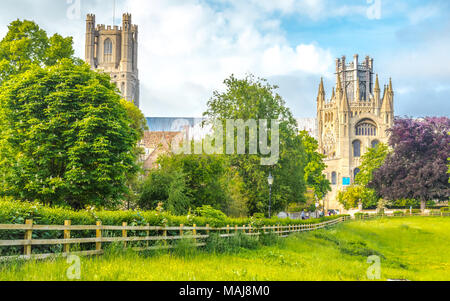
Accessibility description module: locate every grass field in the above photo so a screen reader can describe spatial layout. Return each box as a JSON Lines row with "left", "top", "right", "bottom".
{"left": 1, "top": 216, "right": 449, "bottom": 281}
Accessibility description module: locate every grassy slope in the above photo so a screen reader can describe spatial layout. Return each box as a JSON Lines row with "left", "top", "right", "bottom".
{"left": 1, "top": 217, "right": 449, "bottom": 281}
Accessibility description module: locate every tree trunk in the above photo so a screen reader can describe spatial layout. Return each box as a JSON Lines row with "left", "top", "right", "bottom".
{"left": 420, "top": 200, "right": 426, "bottom": 212}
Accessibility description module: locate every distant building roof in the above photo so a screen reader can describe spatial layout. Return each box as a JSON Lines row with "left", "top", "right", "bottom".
{"left": 146, "top": 117, "right": 205, "bottom": 132}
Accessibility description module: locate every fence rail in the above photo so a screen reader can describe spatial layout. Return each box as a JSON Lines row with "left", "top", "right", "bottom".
{"left": 0, "top": 216, "right": 350, "bottom": 262}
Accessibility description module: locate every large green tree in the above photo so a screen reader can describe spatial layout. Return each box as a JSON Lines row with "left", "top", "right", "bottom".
{"left": 299, "top": 130, "right": 331, "bottom": 200}
{"left": 0, "top": 60, "right": 140, "bottom": 209}
{"left": 0, "top": 19, "right": 77, "bottom": 83}
{"left": 203, "top": 74, "right": 307, "bottom": 215}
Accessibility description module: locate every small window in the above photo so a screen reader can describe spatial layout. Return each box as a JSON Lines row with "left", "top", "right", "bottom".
{"left": 354, "top": 168, "right": 361, "bottom": 180}
{"left": 353, "top": 140, "right": 361, "bottom": 157}
{"left": 371, "top": 140, "right": 380, "bottom": 148}
{"left": 331, "top": 172, "right": 337, "bottom": 185}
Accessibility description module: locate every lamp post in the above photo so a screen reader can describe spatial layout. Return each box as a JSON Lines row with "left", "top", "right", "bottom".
{"left": 268, "top": 172, "right": 274, "bottom": 218}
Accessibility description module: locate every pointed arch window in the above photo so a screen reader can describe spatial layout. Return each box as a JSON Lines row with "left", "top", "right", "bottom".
{"left": 371, "top": 140, "right": 380, "bottom": 148}
{"left": 104, "top": 38, "right": 113, "bottom": 62}
{"left": 354, "top": 168, "right": 361, "bottom": 181}
{"left": 355, "top": 119, "right": 377, "bottom": 136}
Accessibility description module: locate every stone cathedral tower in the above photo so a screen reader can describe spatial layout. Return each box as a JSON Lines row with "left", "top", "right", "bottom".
{"left": 317, "top": 55, "right": 394, "bottom": 212}
{"left": 85, "top": 13, "right": 140, "bottom": 107}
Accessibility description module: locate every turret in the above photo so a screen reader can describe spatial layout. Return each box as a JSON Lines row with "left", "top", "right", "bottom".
{"left": 121, "top": 13, "right": 133, "bottom": 72}
{"left": 85, "top": 14, "right": 96, "bottom": 67}
{"left": 353, "top": 54, "right": 359, "bottom": 101}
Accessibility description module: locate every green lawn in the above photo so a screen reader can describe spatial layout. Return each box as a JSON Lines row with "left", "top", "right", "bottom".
{"left": 1, "top": 217, "right": 449, "bottom": 281}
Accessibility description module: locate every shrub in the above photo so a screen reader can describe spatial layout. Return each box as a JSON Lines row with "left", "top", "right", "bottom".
{"left": 0, "top": 198, "right": 349, "bottom": 256}
{"left": 393, "top": 211, "right": 405, "bottom": 216}
{"left": 441, "top": 207, "right": 449, "bottom": 212}
{"left": 354, "top": 213, "right": 369, "bottom": 220}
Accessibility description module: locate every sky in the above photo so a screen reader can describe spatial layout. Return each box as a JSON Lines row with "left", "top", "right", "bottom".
{"left": 0, "top": 0, "right": 449, "bottom": 118}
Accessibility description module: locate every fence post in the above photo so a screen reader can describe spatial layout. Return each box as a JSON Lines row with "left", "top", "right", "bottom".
{"left": 235, "top": 225, "right": 238, "bottom": 235}
{"left": 180, "top": 224, "right": 184, "bottom": 237}
{"left": 64, "top": 220, "right": 71, "bottom": 253}
{"left": 193, "top": 224, "right": 197, "bottom": 243}
{"left": 163, "top": 225, "right": 168, "bottom": 246}
{"left": 206, "top": 224, "right": 210, "bottom": 236}
{"left": 227, "top": 225, "right": 230, "bottom": 235}
{"left": 249, "top": 224, "right": 252, "bottom": 234}
{"left": 122, "top": 222, "right": 128, "bottom": 248}
{"left": 96, "top": 221, "right": 102, "bottom": 252}
{"left": 24, "top": 219, "right": 33, "bottom": 256}
{"left": 243, "top": 225, "right": 246, "bottom": 234}
{"left": 146, "top": 223, "right": 150, "bottom": 249}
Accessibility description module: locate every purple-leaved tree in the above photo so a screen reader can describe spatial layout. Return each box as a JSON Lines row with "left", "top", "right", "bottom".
{"left": 369, "top": 117, "right": 450, "bottom": 211}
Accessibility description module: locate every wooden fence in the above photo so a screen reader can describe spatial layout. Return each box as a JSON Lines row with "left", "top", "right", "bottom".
{"left": 355, "top": 211, "right": 450, "bottom": 220}
{"left": 0, "top": 216, "right": 349, "bottom": 262}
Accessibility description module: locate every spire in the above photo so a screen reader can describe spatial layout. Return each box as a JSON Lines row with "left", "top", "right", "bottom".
{"left": 339, "top": 83, "right": 349, "bottom": 112}
{"left": 374, "top": 74, "right": 380, "bottom": 92}
{"left": 389, "top": 78, "right": 392, "bottom": 90}
{"left": 319, "top": 77, "right": 325, "bottom": 95}
{"left": 331, "top": 87, "right": 335, "bottom": 99}
{"left": 317, "top": 78, "right": 325, "bottom": 109}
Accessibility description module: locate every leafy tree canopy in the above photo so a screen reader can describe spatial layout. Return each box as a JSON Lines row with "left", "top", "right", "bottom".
{"left": 203, "top": 74, "right": 307, "bottom": 215}
{"left": 0, "top": 19, "right": 78, "bottom": 83}
{"left": 0, "top": 60, "right": 140, "bottom": 209}
{"left": 299, "top": 130, "right": 331, "bottom": 200}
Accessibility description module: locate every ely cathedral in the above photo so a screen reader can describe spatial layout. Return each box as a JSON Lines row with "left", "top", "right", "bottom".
{"left": 85, "top": 14, "right": 394, "bottom": 213}
{"left": 317, "top": 55, "right": 394, "bottom": 211}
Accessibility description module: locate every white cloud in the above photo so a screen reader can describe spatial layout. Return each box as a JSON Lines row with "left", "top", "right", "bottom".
{"left": 117, "top": 0, "right": 334, "bottom": 117}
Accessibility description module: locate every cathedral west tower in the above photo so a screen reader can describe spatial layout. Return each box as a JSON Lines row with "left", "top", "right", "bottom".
{"left": 85, "top": 13, "right": 140, "bottom": 107}
{"left": 317, "top": 55, "right": 394, "bottom": 212}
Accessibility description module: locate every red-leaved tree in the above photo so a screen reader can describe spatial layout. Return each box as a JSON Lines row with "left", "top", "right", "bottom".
{"left": 369, "top": 117, "right": 450, "bottom": 211}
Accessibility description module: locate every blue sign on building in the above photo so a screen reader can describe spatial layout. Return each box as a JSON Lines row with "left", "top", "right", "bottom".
{"left": 343, "top": 177, "right": 351, "bottom": 186}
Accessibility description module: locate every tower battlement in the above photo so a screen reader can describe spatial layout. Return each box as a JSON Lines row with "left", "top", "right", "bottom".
{"left": 85, "top": 13, "right": 140, "bottom": 107}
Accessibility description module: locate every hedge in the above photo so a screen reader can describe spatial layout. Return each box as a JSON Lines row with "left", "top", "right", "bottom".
{"left": 0, "top": 199, "right": 349, "bottom": 256}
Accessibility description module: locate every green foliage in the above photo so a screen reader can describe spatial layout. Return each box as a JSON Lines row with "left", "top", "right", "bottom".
{"left": 203, "top": 74, "right": 307, "bottom": 215}
{"left": 441, "top": 207, "right": 449, "bottom": 213}
{"left": 195, "top": 205, "right": 227, "bottom": 221}
{"left": 299, "top": 131, "right": 331, "bottom": 200}
{"left": 0, "top": 60, "right": 140, "bottom": 209}
{"left": 119, "top": 99, "right": 148, "bottom": 141}
{"left": 138, "top": 169, "right": 191, "bottom": 215}
{"left": 0, "top": 19, "right": 78, "bottom": 83}
{"left": 338, "top": 186, "right": 379, "bottom": 210}
{"left": 355, "top": 143, "right": 389, "bottom": 186}
{"left": 338, "top": 144, "right": 389, "bottom": 210}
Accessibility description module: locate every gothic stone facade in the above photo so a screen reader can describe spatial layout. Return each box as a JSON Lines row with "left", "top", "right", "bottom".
{"left": 317, "top": 55, "right": 394, "bottom": 212}
{"left": 85, "top": 14, "right": 140, "bottom": 107}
